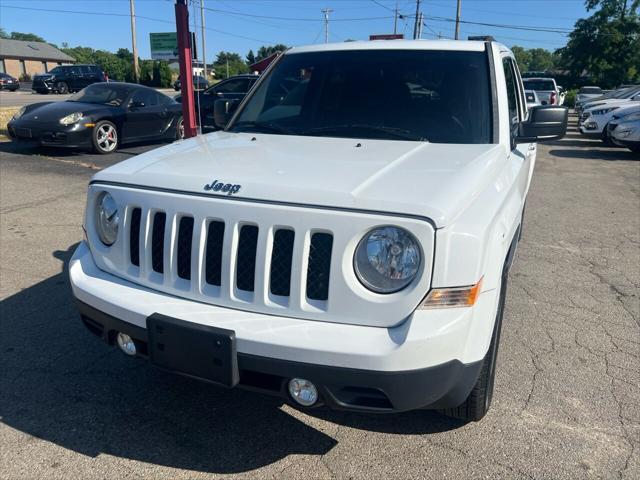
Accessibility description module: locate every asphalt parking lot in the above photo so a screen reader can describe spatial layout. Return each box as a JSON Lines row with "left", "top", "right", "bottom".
{"left": 0, "top": 120, "right": 638, "bottom": 479}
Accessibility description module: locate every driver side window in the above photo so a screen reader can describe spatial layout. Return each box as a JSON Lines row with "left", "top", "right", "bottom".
{"left": 215, "top": 79, "right": 248, "bottom": 94}
{"left": 130, "top": 89, "right": 158, "bottom": 107}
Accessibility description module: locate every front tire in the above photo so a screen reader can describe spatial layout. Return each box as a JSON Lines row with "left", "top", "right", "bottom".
{"left": 175, "top": 116, "right": 184, "bottom": 140}
{"left": 441, "top": 277, "right": 507, "bottom": 422}
{"left": 55, "top": 81, "right": 69, "bottom": 94}
{"left": 92, "top": 121, "right": 119, "bottom": 154}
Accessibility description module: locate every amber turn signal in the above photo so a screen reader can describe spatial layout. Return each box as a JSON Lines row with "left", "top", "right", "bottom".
{"left": 420, "top": 277, "right": 483, "bottom": 309}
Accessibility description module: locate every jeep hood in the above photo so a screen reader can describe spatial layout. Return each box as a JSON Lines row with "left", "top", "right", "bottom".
{"left": 93, "top": 132, "right": 507, "bottom": 227}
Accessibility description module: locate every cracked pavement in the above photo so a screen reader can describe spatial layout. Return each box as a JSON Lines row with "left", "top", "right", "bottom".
{"left": 1, "top": 121, "right": 639, "bottom": 479}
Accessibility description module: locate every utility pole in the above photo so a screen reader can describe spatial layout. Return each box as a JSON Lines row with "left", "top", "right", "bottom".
{"left": 417, "top": 12, "right": 424, "bottom": 39}
{"left": 455, "top": 0, "right": 462, "bottom": 40}
{"left": 322, "top": 8, "right": 333, "bottom": 44}
{"left": 412, "top": 0, "right": 421, "bottom": 40}
{"left": 175, "top": 0, "right": 197, "bottom": 138}
{"left": 129, "top": 0, "right": 139, "bottom": 83}
{"left": 393, "top": 1, "right": 398, "bottom": 35}
{"left": 200, "top": 0, "right": 206, "bottom": 78}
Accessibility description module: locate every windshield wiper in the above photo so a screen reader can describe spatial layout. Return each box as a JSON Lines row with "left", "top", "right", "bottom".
{"left": 303, "top": 124, "right": 427, "bottom": 141}
{"left": 231, "top": 121, "right": 294, "bottom": 135}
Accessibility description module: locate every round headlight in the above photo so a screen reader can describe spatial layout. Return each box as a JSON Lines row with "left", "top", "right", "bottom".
{"left": 60, "top": 112, "right": 84, "bottom": 125}
{"left": 354, "top": 226, "right": 421, "bottom": 294}
{"left": 95, "top": 192, "right": 119, "bottom": 246}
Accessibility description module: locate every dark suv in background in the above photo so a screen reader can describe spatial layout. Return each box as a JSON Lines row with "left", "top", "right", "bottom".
{"left": 32, "top": 65, "right": 107, "bottom": 94}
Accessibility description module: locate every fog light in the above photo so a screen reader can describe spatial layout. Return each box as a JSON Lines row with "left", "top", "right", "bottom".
{"left": 288, "top": 378, "right": 318, "bottom": 407}
{"left": 116, "top": 332, "right": 136, "bottom": 356}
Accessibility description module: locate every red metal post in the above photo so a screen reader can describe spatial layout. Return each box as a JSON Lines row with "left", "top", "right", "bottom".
{"left": 175, "top": 0, "right": 197, "bottom": 138}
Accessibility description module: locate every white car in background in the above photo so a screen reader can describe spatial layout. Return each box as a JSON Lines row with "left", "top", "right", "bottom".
{"left": 580, "top": 101, "right": 640, "bottom": 139}
{"left": 607, "top": 109, "right": 640, "bottom": 152}
{"left": 578, "top": 86, "right": 640, "bottom": 117}
{"left": 525, "top": 90, "right": 541, "bottom": 110}
{"left": 522, "top": 77, "right": 562, "bottom": 105}
{"left": 576, "top": 86, "right": 603, "bottom": 105}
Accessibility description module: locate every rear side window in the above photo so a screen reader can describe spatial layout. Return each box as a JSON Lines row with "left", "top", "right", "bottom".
{"left": 523, "top": 79, "right": 555, "bottom": 91}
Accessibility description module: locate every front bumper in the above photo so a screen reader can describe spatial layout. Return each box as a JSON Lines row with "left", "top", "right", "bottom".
{"left": 7, "top": 120, "right": 93, "bottom": 148}
{"left": 70, "top": 241, "right": 495, "bottom": 412}
{"left": 32, "top": 78, "right": 54, "bottom": 92}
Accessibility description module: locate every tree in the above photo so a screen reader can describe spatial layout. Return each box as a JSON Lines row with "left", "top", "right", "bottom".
{"left": 511, "top": 46, "right": 532, "bottom": 71}
{"left": 256, "top": 44, "right": 288, "bottom": 62}
{"left": 0, "top": 28, "right": 8, "bottom": 39}
{"left": 558, "top": 0, "right": 640, "bottom": 87}
{"left": 213, "top": 51, "right": 249, "bottom": 79}
{"left": 8, "top": 32, "right": 47, "bottom": 42}
{"left": 246, "top": 49, "right": 256, "bottom": 66}
{"left": 528, "top": 48, "right": 557, "bottom": 71}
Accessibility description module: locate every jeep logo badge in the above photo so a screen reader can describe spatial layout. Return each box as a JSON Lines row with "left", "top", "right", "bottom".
{"left": 204, "top": 179, "right": 242, "bottom": 196}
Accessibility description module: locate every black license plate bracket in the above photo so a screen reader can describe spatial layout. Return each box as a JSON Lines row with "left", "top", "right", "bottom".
{"left": 147, "top": 314, "right": 239, "bottom": 387}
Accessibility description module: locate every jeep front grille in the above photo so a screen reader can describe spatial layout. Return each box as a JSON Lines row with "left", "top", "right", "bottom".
{"left": 128, "top": 209, "right": 332, "bottom": 303}
{"left": 89, "top": 183, "right": 435, "bottom": 327}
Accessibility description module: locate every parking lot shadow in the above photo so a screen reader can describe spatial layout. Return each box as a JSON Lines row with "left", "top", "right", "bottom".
{"left": 0, "top": 243, "right": 461, "bottom": 474}
{"left": 0, "top": 139, "right": 167, "bottom": 159}
{"left": 549, "top": 148, "right": 639, "bottom": 161}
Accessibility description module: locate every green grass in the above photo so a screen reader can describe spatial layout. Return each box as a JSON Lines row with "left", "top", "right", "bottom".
{"left": 0, "top": 107, "right": 19, "bottom": 141}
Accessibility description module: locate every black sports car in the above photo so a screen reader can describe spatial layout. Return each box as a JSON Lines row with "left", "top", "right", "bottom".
{"left": 7, "top": 83, "right": 184, "bottom": 154}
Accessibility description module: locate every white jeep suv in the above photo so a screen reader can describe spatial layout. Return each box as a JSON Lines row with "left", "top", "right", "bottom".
{"left": 70, "top": 40, "right": 567, "bottom": 421}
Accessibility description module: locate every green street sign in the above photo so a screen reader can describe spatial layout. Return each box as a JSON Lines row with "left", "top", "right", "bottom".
{"left": 150, "top": 32, "right": 178, "bottom": 60}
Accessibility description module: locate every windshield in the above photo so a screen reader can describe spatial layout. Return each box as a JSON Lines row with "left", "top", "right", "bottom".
{"left": 68, "top": 84, "right": 130, "bottom": 106}
{"left": 230, "top": 49, "right": 492, "bottom": 143}
{"left": 579, "top": 87, "right": 602, "bottom": 95}
{"left": 522, "top": 79, "right": 555, "bottom": 91}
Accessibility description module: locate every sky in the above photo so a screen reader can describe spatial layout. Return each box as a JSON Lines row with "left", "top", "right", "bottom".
{"left": 0, "top": 0, "right": 592, "bottom": 61}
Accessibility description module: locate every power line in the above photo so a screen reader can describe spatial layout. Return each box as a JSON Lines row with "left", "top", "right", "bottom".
{"left": 0, "top": 4, "right": 278, "bottom": 44}
{"left": 201, "top": 6, "right": 394, "bottom": 22}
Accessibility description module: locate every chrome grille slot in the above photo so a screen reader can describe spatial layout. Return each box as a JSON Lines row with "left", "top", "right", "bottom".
{"left": 151, "top": 212, "right": 166, "bottom": 274}
{"left": 176, "top": 216, "right": 194, "bottom": 280}
{"left": 306, "top": 232, "right": 333, "bottom": 301}
{"left": 270, "top": 229, "right": 295, "bottom": 297}
{"left": 129, "top": 208, "right": 141, "bottom": 266}
{"left": 236, "top": 225, "right": 259, "bottom": 292}
{"left": 205, "top": 221, "right": 225, "bottom": 286}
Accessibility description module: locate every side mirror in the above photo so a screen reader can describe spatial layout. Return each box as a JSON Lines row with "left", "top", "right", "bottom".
{"left": 214, "top": 99, "right": 239, "bottom": 129}
{"left": 130, "top": 100, "right": 145, "bottom": 109}
{"left": 516, "top": 105, "right": 568, "bottom": 144}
